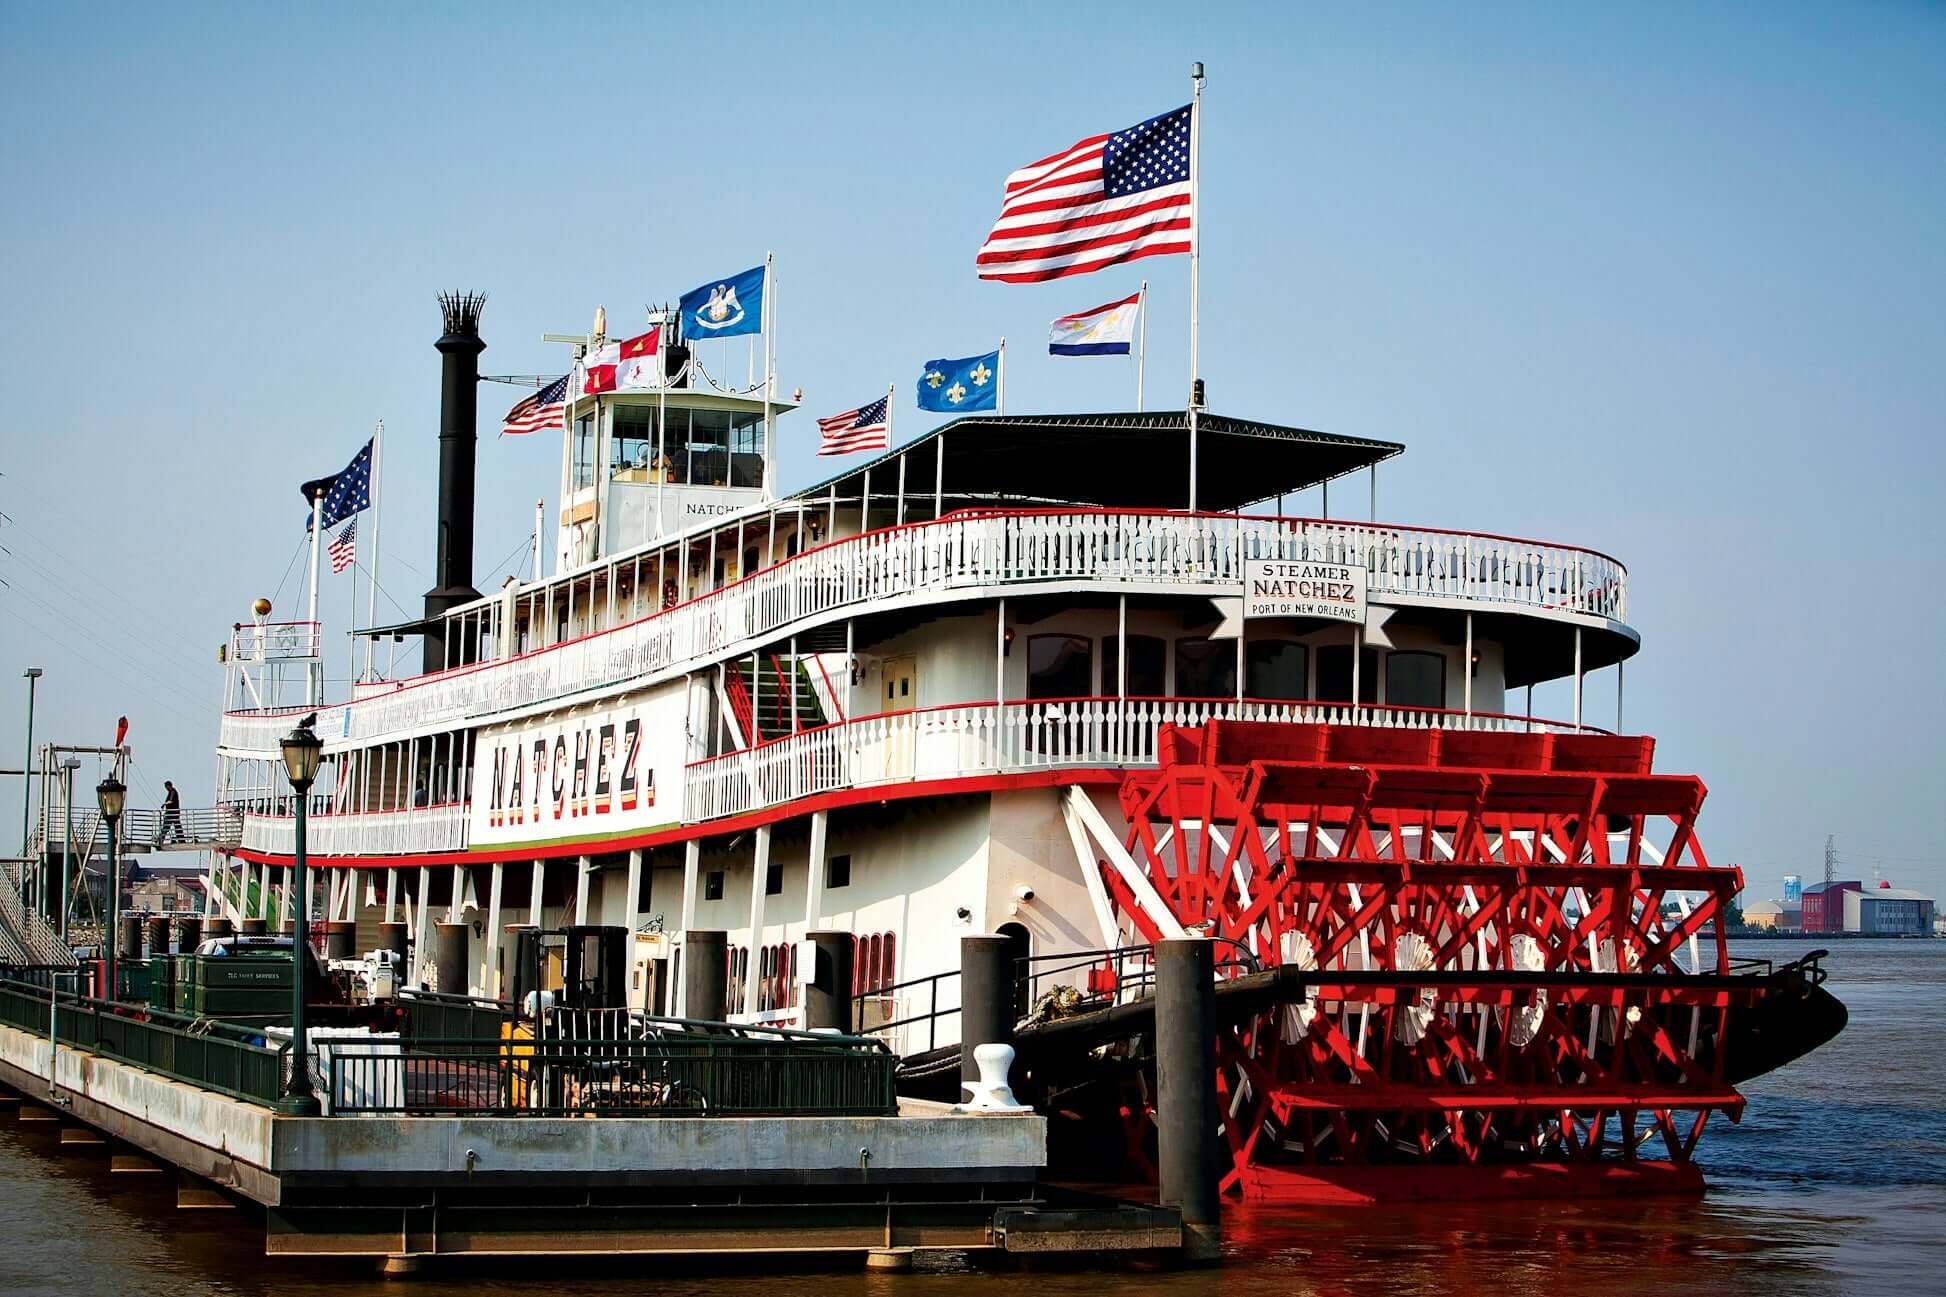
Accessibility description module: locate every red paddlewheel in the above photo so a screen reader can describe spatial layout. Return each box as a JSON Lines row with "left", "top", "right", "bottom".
{"left": 1093, "top": 720, "right": 1756, "bottom": 1200}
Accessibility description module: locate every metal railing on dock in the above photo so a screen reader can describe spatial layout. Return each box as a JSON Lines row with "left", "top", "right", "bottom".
{"left": 0, "top": 979, "right": 283, "bottom": 1105}
{"left": 333, "top": 1026, "right": 897, "bottom": 1117}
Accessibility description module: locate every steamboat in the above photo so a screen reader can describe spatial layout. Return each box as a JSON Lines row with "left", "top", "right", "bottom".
{"left": 201, "top": 290, "right": 1844, "bottom": 1205}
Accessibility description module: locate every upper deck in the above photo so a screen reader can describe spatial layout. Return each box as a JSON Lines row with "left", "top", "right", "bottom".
{"left": 219, "top": 509, "right": 1630, "bottom": 760}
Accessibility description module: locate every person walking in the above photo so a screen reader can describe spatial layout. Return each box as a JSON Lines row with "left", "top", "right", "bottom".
{"left": 158, "top": 780, "right": 184, "bottom": 845}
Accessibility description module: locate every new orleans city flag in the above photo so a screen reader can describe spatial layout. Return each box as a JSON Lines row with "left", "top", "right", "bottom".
{"left": 916, "top": 351, "right": 999, "bottom": 413}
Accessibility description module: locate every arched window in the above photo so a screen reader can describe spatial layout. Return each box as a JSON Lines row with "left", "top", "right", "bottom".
{"left": 1246, "top": 640, "right": 1309, "bottom": 701}
{"left": 1174, "top": 637, "right": 1236, "bottom": 699}
{"left": 1105, "top": 635, "right": 1166, "bottom": 697}
{"left": 1315, "top": 644, "right": 1378, "bottom": 703}
{"left": 1027, "top": 635, "right": 1093, "bottom": 699}
{"left": 1384, "top": 651, "right": 1447, "bottom": 709}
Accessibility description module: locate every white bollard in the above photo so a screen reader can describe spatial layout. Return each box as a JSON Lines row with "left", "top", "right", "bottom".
{"left": 958, "top": 1043, "right": 1032, "bottom": 1112}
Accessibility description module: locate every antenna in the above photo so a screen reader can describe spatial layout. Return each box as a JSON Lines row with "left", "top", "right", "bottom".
{"left": 1824, "top": 833, "right": 1836, "bottom": 886}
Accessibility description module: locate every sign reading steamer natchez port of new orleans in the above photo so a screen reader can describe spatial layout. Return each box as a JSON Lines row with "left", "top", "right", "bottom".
{"left": 468, "top": 680, "right": 689, "bottom": 849}
{"left": 1244, "top": 557, "right": 1368, "bottom": 624}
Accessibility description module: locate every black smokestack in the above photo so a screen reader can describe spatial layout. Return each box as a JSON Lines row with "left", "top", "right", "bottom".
{"left": 424, "top": 291, "right": 487, "bottom": 673}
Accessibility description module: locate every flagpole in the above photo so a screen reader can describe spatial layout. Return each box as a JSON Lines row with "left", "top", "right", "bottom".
{"left": 996, "top": 337, "right": 1006, "bottom": 416}
{"left": 1187, "top": 62, "right": 1204, "bottom": 512}
{"left": 364, "top": 420, "right": 382, "bottom": 682}
{"left": 307, "top": 487, "right": 324, "bottom": 707}
{"left": 762, "top": 250, "right": 776, "bottom": 501}
{"left": 886, "top": 381, "right": 896, "bottom": 447}
{"left": 655, "top": 333, "right": 668, "bottom": 537}
{"left": 1137, "top": 280, "right": 1148, "bottom": 412}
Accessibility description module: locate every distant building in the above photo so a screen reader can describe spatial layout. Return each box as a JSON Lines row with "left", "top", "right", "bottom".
{"left": 1783, "top": 874, "right": 1803, "bottom": 904}
{"left": 1800, "top": 880, "right": 1862, "bottom": 934}
{"left": 1743, "top": 900, "right": 1785, "bottom": 930}
{"left": 1843, "top": 885, "right": 1935, "bottom": 936}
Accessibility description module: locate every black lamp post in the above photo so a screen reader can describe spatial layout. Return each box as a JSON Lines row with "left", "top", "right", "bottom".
{"left": 95, "top": 776, "right": 125, "bottom": 998}
{"left": 277, "top": 717, "right": 323, "bottom": 1116}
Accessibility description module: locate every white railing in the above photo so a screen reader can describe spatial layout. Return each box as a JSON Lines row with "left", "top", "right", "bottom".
{"left": 682, "top": 697, "right": 1604, "bottom": 824}
{"left": 238, "top": 802, "right": 469, "bottom": 857}
{"left": 221, "top": 510, "right": 1628, "bottom": 758}
{"left": 229, "top": 620, "right": 321, "bottom": 663}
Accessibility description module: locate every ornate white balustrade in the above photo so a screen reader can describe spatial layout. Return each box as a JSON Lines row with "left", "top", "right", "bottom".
{"left": 682, "top": 696, "right": 1603, "bottom": 825}
{"left": 232, "top": 700, "right": 1597, "bottom": 859}
{"left": 238, "top": 803, "right": 469, "bottom": 858}
{"left": 221, "top": 510, "right": 1627, "bottom": 758}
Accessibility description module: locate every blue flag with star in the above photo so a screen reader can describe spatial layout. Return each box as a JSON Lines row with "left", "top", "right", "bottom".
{"left": 916, "top": 351, "right": 1000, "bottom": 412}
{"left": 679, "top": 265, "right": 765, "bottom": 341}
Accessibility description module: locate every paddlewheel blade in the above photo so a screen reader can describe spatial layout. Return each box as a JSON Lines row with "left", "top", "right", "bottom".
{"left": 1091, "top": 719, "right": 1759, "bottom": 1203}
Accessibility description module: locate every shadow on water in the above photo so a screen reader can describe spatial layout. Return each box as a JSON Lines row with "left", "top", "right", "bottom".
{"left": 2, "top": 939, "right": 1940, "bottom": 1297}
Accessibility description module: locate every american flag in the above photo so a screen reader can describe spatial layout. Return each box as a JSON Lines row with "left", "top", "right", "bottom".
{"left": 976, "top": 104, "right": 1194, "bottom": 283}
{"left": 817, "top": 396, "right": 890, "bottom": 456}
{"left": 329, "top": 517, "right": 357, "bottom": 573}
{"left": 501, "top": 373, "right": 569, "bottom": 436}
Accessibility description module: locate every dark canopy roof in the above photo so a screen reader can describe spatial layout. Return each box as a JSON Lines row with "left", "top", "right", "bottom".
{"left": 791, "top": 410, "right": 1404, "bottom": 512}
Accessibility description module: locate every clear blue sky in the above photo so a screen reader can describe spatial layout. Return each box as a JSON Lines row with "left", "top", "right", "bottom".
{"left": 2, "top": 3, "right": 1941, "bottom": 898}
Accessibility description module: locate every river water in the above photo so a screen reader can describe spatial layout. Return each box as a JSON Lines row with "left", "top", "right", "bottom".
{"left": 4, "top": 938, "right": 1940, "bottom": 1297}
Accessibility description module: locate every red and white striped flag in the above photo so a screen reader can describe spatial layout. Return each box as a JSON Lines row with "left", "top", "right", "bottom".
{"left": 329, "top": 517, "right": 357, "bottom": 573}
{"left": 817, "top": 395, "right": 890, "bottom": 456}
{"left": 976, "top": 104, "right": 1193, "bottom": 284}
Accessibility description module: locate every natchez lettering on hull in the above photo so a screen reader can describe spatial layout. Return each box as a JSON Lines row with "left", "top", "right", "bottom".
{"left": 470, "top": 682, "right": 691, "bottom": 849}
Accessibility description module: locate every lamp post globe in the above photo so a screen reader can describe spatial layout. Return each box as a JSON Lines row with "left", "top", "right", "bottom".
{"left": 277, "top": 718, "right": 323, "bottom": 1116}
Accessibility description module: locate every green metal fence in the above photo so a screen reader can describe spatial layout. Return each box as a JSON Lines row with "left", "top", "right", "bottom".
{"left": 329, "top": 1032, "right": 898, "bottom": 1117}
{"left": 397, "top": 989, "right": 513, "bottom": 1047}
{"left": 0, "top": 979, "right": 284, "bottom": 1106}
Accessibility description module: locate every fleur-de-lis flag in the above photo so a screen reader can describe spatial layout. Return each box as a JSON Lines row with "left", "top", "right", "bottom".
{"left": 915, "top": 350, "right": 1000, "bottom": 413}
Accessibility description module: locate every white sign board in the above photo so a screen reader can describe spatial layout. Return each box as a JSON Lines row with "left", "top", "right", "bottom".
{"left": 469, "top": 681, "right": 690, "bottom": 849}
{"left": 1244, "top": 558, "right": 1367, "bottom": 625}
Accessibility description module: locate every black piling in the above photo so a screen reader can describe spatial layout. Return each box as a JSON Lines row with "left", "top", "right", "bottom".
{"left": 682, "top": 930, "right": 728, "bottom": 1022}
{"left": 1155, "top": 937, "right": 1221, "bottom": 1261}
{"left": 378, "top": 921, "right": 409, "bottom": 969}
{"left": 144, "top": 915, "right": 171, "bottom": 959}
{"left": 431, "top": 922, "right": 469, "bottom": 995}
{"left": 239, "top": 917, "right": 268, "bottom": 938}
{"left": 324, "top": 925, "right": 356, "bottom": 961}
{"left": 959, "top": 934, "right": 1013, "bottom": 1087}
{"left": 803, "top": 931, "right": 855, "bottom": 1033}
{"left": 172, "top": 916, "right": 202, "bottom": 953}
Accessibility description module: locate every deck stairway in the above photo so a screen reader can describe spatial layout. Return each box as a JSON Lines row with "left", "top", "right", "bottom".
{"left": 0, "top": 860, "right": 76, "bottom": 969}
{"left": 728, "top": 656, "right": 830, "bottom": 743}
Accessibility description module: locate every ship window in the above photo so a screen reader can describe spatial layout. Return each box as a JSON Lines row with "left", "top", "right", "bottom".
{"left": 1027, "top": 635, "right": 1093, "bottom": 700}
{"left": 1315, "top": 645, "right": 1379, "bottom": 704}
{"left": 826, "top": 853, "right": 851, "bottom": 889}
{"left": 571, "top": 413, "right": 597, "bottom": 489}
{"left": 704, "top": 870, "right": 725, "bottom": 901}
{"left": 765, "top": 862, "right": 784, "bottom": 896}
{"left": 1174, "top": 637, "right": 1236, "bottom": 699}
{"left": 731, "top": 413, "right": 765, "bottom": 488}
{"left": 1105, "top": 635, "right": 1166, "bottom": 697}
{"left": 1247, "top": 640, "right": 1309, "bottom": 701}
{"left": 610, "top": 406, "right": 663, "bottom": 482}
{"left": 1384, "top": 651, "right": 1446, "bottom": 710}
{"left": 685, "top": 409, "right": 731, "bottom": 486}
